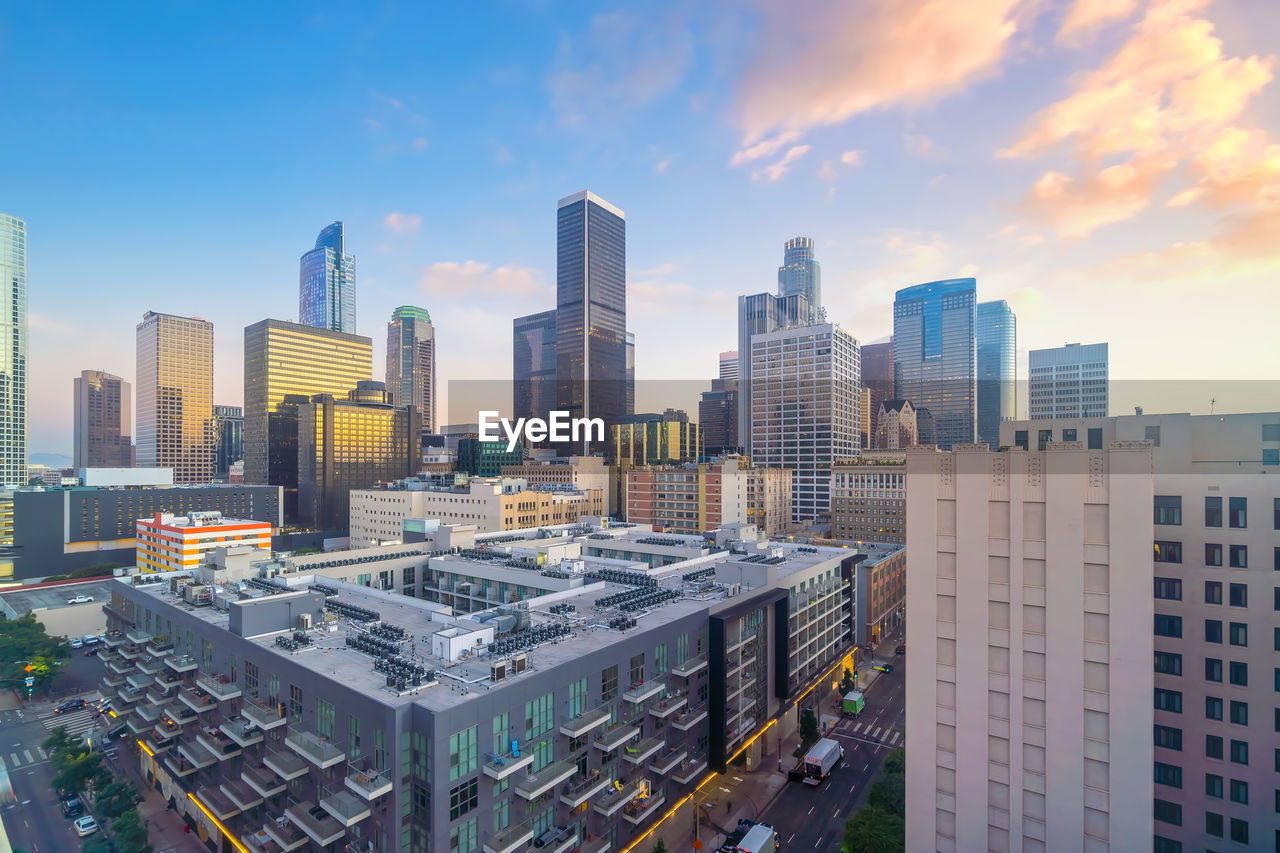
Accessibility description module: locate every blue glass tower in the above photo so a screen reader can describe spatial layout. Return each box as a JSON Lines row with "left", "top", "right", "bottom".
{"left": 299, "top": 222, "right": 356, "bottom": 334}
{"left": 777, "top": 236, "right": 821, "bottom": 323}
{"left": 976, "top": 300, "right": 1017, "bottom": 449}
{"left": 0, "top": 214, "right": 26, "bottom": 485}
{"left": 893, "top": 278, "right": 977, "bottom": 449}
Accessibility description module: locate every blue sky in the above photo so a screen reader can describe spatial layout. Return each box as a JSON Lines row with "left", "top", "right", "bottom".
{"left": 3, "top": 0, "right": 1278, "bottom": 455}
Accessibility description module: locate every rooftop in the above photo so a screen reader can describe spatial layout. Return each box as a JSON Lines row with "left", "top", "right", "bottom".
{"left": 2, "top": 579, "right": 120, "bottom": 616}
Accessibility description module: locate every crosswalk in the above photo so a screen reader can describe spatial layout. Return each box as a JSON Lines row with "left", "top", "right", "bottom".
{"left": 844, "top": 719, "right": 903, "bottom": 746}
{"left": 37, "top": 705, "right": 104, "bottom": 739}
{"left": 0, "top": 746, "right": 48, "bottom": 771}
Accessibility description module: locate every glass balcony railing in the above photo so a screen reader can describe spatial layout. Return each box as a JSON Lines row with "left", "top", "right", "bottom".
{"left": 344, "top": 762, "right": 392, "bottom": 800}
{"left": 166, "top": 655, "right": 198, "bottom": 673}
{"left": 671, "top": 655, "right": 707, "bottom": 677}
{"left": 559, "top": 706, "right": 610, "bottom": 738}
{"left": 285, "top": 800, "right": 346, "bottom": 847}
{"left": 319, "top": 787, "right": 370, "bottom": 827}
{"left": 672, "top": 707, "right": 707, "bottom": 731}
{"left": 482, "top": 819, "right": 534, "bottom": 853}
{"left": 558, "top": 770, "right": 610, "bottom": 808}
{"left": 593, "top": 722, "right": 639, "bottom": 752}
{"left": 242, "top": 764, "right": 287, "bottom": 799}
{"left": 623, "top": 678, "right": 665, "bottom": 704}
{"left": 623, "top": 790, "right": 665, "bottom": 825}
{"left": 220, "top": 717, "right": 264, "bottom": 748}
{"left": 220, "top": 779, "right": 264, "bottom": 812}
{"left": 195, "top": 786, "right": 241, "bottom": 821}
{"left": 194, "top": 671, "right": 241, "bottom": 701}
{"left": 593, "top": 780, "right": 639, "bottom": 817}
{"left": 263, "top": 748, "right": 308, "bottom": 780}
{"left": 651, "top": 746, "right": 688, "bottom": 774}
{"left": 512, "top": 758, "right": 576, "bottom": 800}
{"left": 285, "top": 726, "right": 345, "bottom": 769}
{"left": 621, "top": 735, "right": 664, "bottom": 765}
{"left": 242, "top": 697, "right": 286, "bottom": 730}
{"left": 262, "top": 814, "right": 309, "bottom": 851}
{"left": 649, "top": 693, "right": 687, "bottom": 718}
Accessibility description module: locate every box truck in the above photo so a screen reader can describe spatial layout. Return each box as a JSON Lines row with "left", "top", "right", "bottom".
{"left": 802, "top": 737, "right": 844, "bottom": 785}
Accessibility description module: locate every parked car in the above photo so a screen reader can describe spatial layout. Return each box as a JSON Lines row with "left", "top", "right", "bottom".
{"left": 84, "top": 647, "right": 100, "bottom": 657}
{"left": 894, "top": 644, "right": 906, "bottom": 655}
{"left": 66, "top": 595, "right": 93, "bottom": 605}
{"left": 69, "top": 637, "right": 84, "bottom": 649}
{"left": 61, "top": 798, "right": 83, "bottom": 818}
{"left": 54, "top": 699, "right": 86, "bottom": 714}
{"left": 82, "top": 634, "right": 99, "bottom": 646}
{"left": 73, "top": 816, "right": 99, "bottom": 837}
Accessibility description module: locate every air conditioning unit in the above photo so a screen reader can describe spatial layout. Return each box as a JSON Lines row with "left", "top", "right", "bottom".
{"left": 298, "top": 613, "right": 313, "bottom": 630}
{"left": 512, "top": 653, "right": 528, "bottom": 673}
{"left": 491, "top": 662, "right": 508, "bottom": 682}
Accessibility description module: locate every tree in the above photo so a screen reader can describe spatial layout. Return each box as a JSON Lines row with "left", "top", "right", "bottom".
{"left": 799, "top": 707, "right": 820, "bottom": 746}
{"left": 843, "top": 806, "right": 904, "bottom": 853}
{"left": 882, "top": 747, "right": 905, "bottom": 776}
{"left": 44, "top": 725, "right": 108, "bottom": 795}
{"left": 97, "top": 780, "right": 142, "bottom": 820}
{"left": 110, "top": 808, "right": 152, "bottom": 853}
{"left": 652, "top": 840, "right": 667, "bottom": 853}
{"left": 868, "top": 772, "right": 905, "bottom": 817}
{"left": 81, "top": 836, "right": 112, "bottom": 853}
{"left": 840, "top": 667, "right": 856, "bottom": 695}
{"left": 0, "top": 612, "right": 70, "bottom": 691}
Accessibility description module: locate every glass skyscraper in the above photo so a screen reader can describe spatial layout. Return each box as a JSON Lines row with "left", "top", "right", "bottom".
{"left": 513, "top": 309, "right": 558, "bottom": 427}
{"left": 893, "top": 278, "right": 977, "bottom": 450}
{"left": 73, "top": 370, "right": 133, "bottom": 469}
{"left": 555, "top": 191, "right": 627, "bottom": 448}
{"left": 777, "top": 236, "right": 821, "bottom": 323}
{"left": 736, "top": 291, "right": 810, "bottom": 454}
{"left": 299, "top": 221, "right": 356, "bottom": 334}
{"left": 135, "top": 311, "right": 214, "bottom": 483}
{"left": 0, "top": 214, "right": 26, "bottom": 485}
{"left": 385, "top": 305, "right": 437, "bottom": 434}
{"left": 976, "top": 300, "right": 1017, "bottom": 449}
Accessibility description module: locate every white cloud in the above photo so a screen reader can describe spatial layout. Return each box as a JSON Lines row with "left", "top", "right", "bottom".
{"left": 418, "top": 261, "right": 546, "bottom": 300}
{"left": 730, "top": 130, "right": 803, "bottom": 166}
{"left": 840, "top": 150, "right": 864, "bottom": 166}
{"left": 383, "top": 212, "right": 423, "bottom": 234}
{"left": 754, "top": 144, "right": 811, "bottom": 181}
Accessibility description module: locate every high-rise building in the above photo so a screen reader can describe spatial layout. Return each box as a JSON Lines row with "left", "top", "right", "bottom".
{"left": 385, "top": 305, "right": 437, "bottom": 434}
{"left": 893, "top": 278, "right": 977, "bottom": 449}
{"left": 135, "top": 311, "right": 214, "bottom": 484}
{"left": 624, "top": 456, "right": 792, "bottom": 535}
{"left": 777, "top": 236, "right": 821, "bottom": 323}
{"left": 611, "top": 410, "right": 699, "bottom": 466}
{"left": 299, "top": 221, "right": 356, "bottom": 334}
{"left": 874, "top": 399, "right": 918, "bottom": 450}
{"left": 860, "top": 339, "right": 894, "bottom": 447}
{"left": 699, "top": 380, "right": 738, "bottom": 456}
{"left": 456, "top": 438, "right": 524, "bottom": 477}
{"left": 625, "top": 330, "right": 635, "bottom": 417}
{"left": 831, "top": 452, "right": 909, "bottom": 545}
{"left": 977, "top": 300, "right": 1017, "bottom": 448}
{"left": 905, "top": 443, "right": 1155, "bottom": 852}
{"left": 736, "top": 291, "right": 810, "bottom": 455}
{"left": 243, "top": 319, "right": 372, "bottom": 520}
{"left": 211, "top": 404, "right": 243, "bottom": 478}
{"left": 512, "top": 309, "right": 558, "bottom": 427}
{"left": 719, "top": 350, "right": 739, "bottom": 383}
{"left": 0, "top": 214, "right": 27, "bottom": 485}
{"left": 555, "top": 191, "right": 627, "bottom": 447}
{"left": 1028, "top": 342, "right": 1108, "bottom": 420}
{"left": 73, "top": 370, "right": 133, "bottom": 469}
{"left": 749, "top": 323, "right": 859, "bottom": 521}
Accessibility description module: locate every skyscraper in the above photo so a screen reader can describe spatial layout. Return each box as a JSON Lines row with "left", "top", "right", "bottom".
{"left": 699, "top": 380, "right": 738, "bottom": 456}
{"left": 0, "top": 214, "right": 26, "bottom": 485}
{"left": 719, "top": 350, "right": 739, "bottom": 384}
{"left": 299, "top": 221, "right": 356, "bottom": 334}
{"left": 385, "top": 305, "right": 437, "bottom": 434}
{"left": 135, "top": 311, "right": 214, "bottom": 483}
{"left": 625, "top": 330, "right": 635, "bottom": 417}
{"left": 73, "top": 370, "right": 133, "bottom": 468}
{"left": 736, "top": 291, "right": 810, "bottom": 455}
{"left": 860, "top": 339, "right": 894, "bottom": 446}
{"left": 512, "top": 309, "right": 557, "bottom": 427}
{"left": 976, "top": 300, "right": 1017, "bottom": 449}
{"left": 211, "top": 405, "right": 243, "bottom": 478}
{"left": 1029, "top": 342, "right": 1108, "bottom": 420}
{"left": 777, "top": 236, "right": 821, "bottom": 323}
{"left": 893, "top": 278, "right": 977, "bottom": 449}
{"left": 555, "top": 191, "right": 627, "bottom": 444}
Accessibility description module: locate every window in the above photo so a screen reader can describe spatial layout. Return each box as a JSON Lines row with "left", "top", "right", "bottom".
{"left": 1153, "top": 798, "right": 1181, "bottom": 826}
{"left": 1205, "top": 774, "right": 1223, "bottom": 798}
{"left": 1229, "top": 623, "right": 1247, "bottom": 646}
{"left": 1229, "top": 661, "right": 1248, "bottom": 686}
{"left": 1275, "top": 497, "right": 1280, "bottom": 529}
{"left": 1206, "top": 696, "right": 1223, "bottom": 720}
{"left": 1206, "top": 658, "right": 1222, "bottom": 682}
{"left": 1154, "top": 496, "right": 1182, "bottom": 525}
{"left": 1154, "top": 652, "right": 1182, "bottom": 675}
{"left": 1229, "top": 818, "right": 1248, "bottom": 844}
{"left": 1206, "top": 811, "right": 1223, "bottom": 837}
{"left": 1230, "top": 739, "right": 1248, "bottom": 765}
{"left": 1229, "top": 583, "right": 1247, "bottom": 607}
{"left": 1276, "top": 547, "right": 1280, "bottom": 570}
{"left": 1205, "top": 620, "right": 1222, "bottom": 643}
{"left": 1205, "top": 543, "right": 1223, "bottom": 566}
{"left": 1154, "top": 541, "right": 1182, "bottom": 563}
{"left": 524, "top": 692, "right": 553, "bottom": 740}
{"left": 1154, "top": 725, "right": 1183, "bottom": 750}
{"left": 1265, "top": 423, "right": 1280, "bottom": 441}
{"left": 1229, "top": 496, "right": 1247, "bottom": 528}
{"left": 1264, "top": 448, "right": 1279, "bottom": 465}
{"left": 601, "top": 665, "right": 618, "bottom": 702}
{"left": 449, "top": 817, "right": 477, "bottom": 853}
{"left": 1229, "top": 545, "right": 1248, "bottom": 569}
{"left": 1154, "top": 689, "right": 1183, "bottom": 713}
{"left": 1014, "top": 429, "right": 1028, "bottom": 450}
{"left": 1154, "top": 578, "right": 1182, "bottom": 600}
{"left": 1087, "top": 427, "right": 1102, "bottom": 450}
{"left": 449, "top": 726, "right": 477, "bottom": 781}
{"left": 448, "top": 778, "right": 478, "bottom": 820}
{"left": 1205, "top": 581, "right": 1222, "bottom": 605}
{"left": 1229, "top": 701, "right": 1248, "bottom": 725}
{"left": 1037, "top": 429, "right": 1052, "bottom": 450}
{"left": 1206, "top": 734, "right": 1223, "bottom": 759}
{"left": 1153, "top": 762, "right": 1182, "bottom": 788}
{"left": 1201, "top": 497, "right": 1226, "bottom": 532}
{"left": 1146, "top": 425, "right": 1162, "bottom": 447}
{"left": 1155, "top": 614, "right": 1183, "bottom": 638}
{"left": 1063, "top": 428, "right": 1077, "bottom": 442}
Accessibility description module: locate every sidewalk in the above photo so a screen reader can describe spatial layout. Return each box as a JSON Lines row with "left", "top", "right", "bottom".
{"left": 105, "top": 742, "right": 201, "bottom": 852}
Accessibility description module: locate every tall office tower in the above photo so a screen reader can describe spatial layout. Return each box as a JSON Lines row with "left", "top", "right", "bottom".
{"left": 385, "top": 305, "right": 437, "bottom": 434}
{"left": 299, "top": 221, "right": 356, "bottom": 334}
{"left": 736, "top": 291, "right": 810, "bottom": 455}
{"left": 135, "top": 312, "right": 214, "bottom": 483}
{"left": 719, "top": 350, "right": 739, "bottom": 384}
{"left": 513, "top": 309, "right": 558, "bottom": 426}
{"left": 997, "top": 411, "right": 1280, "bottom": 851}
{"left": 243, "top": 319, "right": 372, "bottom": 521}
{"left": 625, "top": 330, "right": 635, "bottom": 416}
{"left": 893, "top": 278, "right": 977, "bottom": 449}
{"left": 555, "top": 191, "right": 627, "bottom": 448}
{"left": 699, "top": 379, "right": 739, "bottom": 455}
{"left": 211, "top": 405, "right": 243, "bottom": 477}
{"left": 749, "top": 323, "right": 858, "bottom": 521}
{"left": 73, "top": 370, "right": 133, "bottom": 468}
{"left": 860, "top": 339, "right": 893, "bottom": 448}
{"left": 977, "top": 300, "right": 1017, "bottom": 449}
{"left": 905, "top": 443, "right": 1155, "bottom": 852}
{"left": 0, "top": 214, "right": 26, "bottom": 485}
{"left": 1029, "top": 342, "right": 1108, "bottom": 420}
{"left": 777, "top": 236, "right": 821, "bottom": 323}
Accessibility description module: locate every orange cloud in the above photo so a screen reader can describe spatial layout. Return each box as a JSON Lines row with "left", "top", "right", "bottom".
{"left": 1057, "top": 0, "right": 1139, "bottom": 43}
{"left": 753, "top": 145, "right": 811, "bottom": 182}
{"left": 1022, "top": 152, "right": 1178, "bottom": 238}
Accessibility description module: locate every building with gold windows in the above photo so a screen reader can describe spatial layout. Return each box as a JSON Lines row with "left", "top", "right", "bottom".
{"left": 136, "top": 311, "right": 214, "bottom": 484}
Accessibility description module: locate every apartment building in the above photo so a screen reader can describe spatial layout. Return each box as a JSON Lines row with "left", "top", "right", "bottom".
{"left": 831, "top": 453, "right": 910, "bottom": 545}
{"left": 624, "top": 458, "right": 792, "bottom": 536}
{"left": 135, "top": 512, "right": 273, "bottom": 573}
{"left": 854, "top": 544, "right": 905, "bottom": 648}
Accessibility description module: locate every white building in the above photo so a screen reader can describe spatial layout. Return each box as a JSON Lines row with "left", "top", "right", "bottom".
{"left": 1028, "top": 342, "right": 1108, "bottom": 420}
{"left": 905, "top": 442, "right": 1154, "bottom": 852}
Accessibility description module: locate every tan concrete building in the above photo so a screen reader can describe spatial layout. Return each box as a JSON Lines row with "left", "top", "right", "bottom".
{"left": 500, "top": 455, "right": 611, "bottom": 512}
{"left": 831, "top": 453, "right": 909, "bottom": 545}
{"left": 624, "top": 456, "right": 792, "bottom": 536}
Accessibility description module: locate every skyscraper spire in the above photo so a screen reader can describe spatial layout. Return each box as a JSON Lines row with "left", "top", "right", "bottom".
{"left": 299, "top": 221, "right": 356, "bottom": 334}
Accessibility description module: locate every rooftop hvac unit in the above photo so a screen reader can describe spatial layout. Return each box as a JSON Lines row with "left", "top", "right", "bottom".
{"left": 298, "top": 613, "right": 313, "bottom": 630}
{"left": 512, "top": 653, "right": 528, "bottom": 673}
{"left": 491, "top": 662, "right": 508, "bottom": 682}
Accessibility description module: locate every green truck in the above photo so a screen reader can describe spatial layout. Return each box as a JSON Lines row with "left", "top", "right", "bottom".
{"left": 842, "top": 690, "right": 865, "bottom": 717}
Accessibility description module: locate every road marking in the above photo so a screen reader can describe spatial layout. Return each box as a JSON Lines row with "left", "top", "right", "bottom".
{"left": 37, "top": 747, "right": 46, "bottom": 759}
{"left": 816, "top": 837, "right": 823, "bottom": 847}
{"left": 862, "top": 762, "right": 870, "bottom": 772}
{"left": 850, "top": 784, "right": 856, "bottom": 793}
{"left": 852, "top": 722, "right": 862, "bottom": 733}
{"left": 8, "top": 753, "right": 17, "bottom": 767}
{"left": 891, "top": 732, "right": 901, "bottom": 745}
{"left": 788, "top": 834, "right": 796, "bottom": 844}
{"left": 871, "top": 728, "right": 881, "bottom": 738}
{"left": 807, "top": 805, "right": 815, "bottom": 815}
{"left": 22, "top": 750, "right": 32, "bottom": 763}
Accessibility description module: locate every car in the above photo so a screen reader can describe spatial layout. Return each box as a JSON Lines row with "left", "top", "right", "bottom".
{"left": 73, "top": 816, "right": 98, "bottom": 837}
{"left": 84, "top": 647, "right": 100, "bottom": 657}
{"left": 96, "top": 698, "right": 112, "bottom": 712}
{"left": 66, "top": 595, "right": 94, "bottom": 605}
{"left": 104, "top": 725, "right": 128, "bottom": 742}
{"left": 894, "top": 644, "right": 906, "bottom": 655}
{"left": 61, "top": 798, "right": 83, "bottom": 818}
{"left": 54, "top": 699, "right": 86, "bottom": 714}
{"left": 69, "top": 637, "right": 84, "bottom": 649}
{"left": 82, "top": 634, "right": 100, "bottom": 645}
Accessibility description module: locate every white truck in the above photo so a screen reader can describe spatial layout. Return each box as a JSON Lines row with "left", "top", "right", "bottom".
{"left": 802, "top": 737, "right": 844, "bottom": 785}
{"left": 734, "top": 823, "right": 778, "bottom": 853}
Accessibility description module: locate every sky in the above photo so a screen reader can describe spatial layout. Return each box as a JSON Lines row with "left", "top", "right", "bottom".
{"left": 3, "top": 0, "right": 1278, "bottom": 457}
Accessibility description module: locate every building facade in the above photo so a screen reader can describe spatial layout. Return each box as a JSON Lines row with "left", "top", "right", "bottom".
{"left": 893, "top": 278, "right": 976, "bottom": 449}
{"left": 976, "top": 300, "right": 1017, "bottom": 449}
{"left": 135, "top": 511, "right": 272, "bottom": 572}
{"left": 213, "top": 405, "right": 243, "bottom": 479}
{"left": 456, "top": 438, "right": 524, "bottom": 477}
{"left": 905, "top": 444, "right": 1155, "bottom": 852}
{"left": 499, "top": 455, "right": 609, "bottom": 496}
{"left": 623, "top": 457, "right": 790, "bottom": 535}
{"left": 776, "top": 237, "right": 821, "bottom": 324}
{"left": 1028, "top": 342, "right": 1109, "bottom": 421}
{"left": 0, "top": 214, "right": 26, "bottom": 486}
{"left": 736, "top": 291, "right": 809, "bottom": 455}
{"left": 299, "top": 221, "right": 356, "bottom": 334}
{"left": 831, "top": 454, "right": 908, "bottom": 545}
{"left": 854, "top": 544, "right": 906, "bottom": 648}
{"left": 74, "top": 369, "right": 133, "bottom": 469}
{"left": 136, "top": 311, "right": 215, "bottom": 484}
{"left": 718, "top": 350, "right": 738, "bottom": 383}
{"left": 385, "top": 306, "right": 437, "bottom": 434}
{"left": 512, "top": 309, "right": 558, "bottom": 427}
{"left": 611, "top": 412, "right": 699, "bottom": 466}
{"left": 699, "top": 380, "right": 739, "bottom": 457}
{"left": 874, "top": 399, "right": 918, "bottom": 450}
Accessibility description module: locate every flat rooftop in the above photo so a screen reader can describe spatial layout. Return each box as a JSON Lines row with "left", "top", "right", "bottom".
{"left": 2, "top": 579, "right": 120, "bottom": 614}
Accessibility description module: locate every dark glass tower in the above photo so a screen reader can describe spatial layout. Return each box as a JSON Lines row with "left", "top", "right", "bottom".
{"left": 976, "top": 300, "right": 1017, "bottom": 449}
{"left": 299, "top": 222, "right": 356, "bottom": 335}
{"left": 555, "top": 191, "right": 626, "bottom": 450}
{"left": 893, "top": 278, "right": 977, "bottom": 450}
{"left": 777, "top": 236, "right": 821, "bottom": 323}
{"left": 513, "top": 309, "right": 558, "bottom": 427}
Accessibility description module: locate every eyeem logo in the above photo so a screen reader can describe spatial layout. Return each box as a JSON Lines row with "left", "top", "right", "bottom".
{"left": 478, "top": 411, "right": 604, "bottom": 452}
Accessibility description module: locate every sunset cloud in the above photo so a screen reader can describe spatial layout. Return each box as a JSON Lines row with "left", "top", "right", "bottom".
{"left": 1057, "top": 0, "right": 1139, "bottom": 43}
{"left": 383, "top": 212, "right": 422, "bottom": 234}
{"left": 753, "top": 145, "right": 811, "bottom": 181}
{"left": 418, "top": 261, "right": 545, "bottom": 299}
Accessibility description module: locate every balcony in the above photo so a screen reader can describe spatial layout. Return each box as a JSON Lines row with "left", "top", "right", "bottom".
{"left": 593, "top": 780, "right": 639, "bottom": 817}
{"left": 579, "top": 838, "right": 612, "bottom": 853}
{"left": 117, "top": 685, "right": 146, "bottom": 705}
{"left": 156, "top": 669, "right": 184, "bottom": 689}
{"left": 593, "top": 722, "right": 639, "bottom": 752}
{"left": 140, "top": 734, "right": 172, "bottom": 754}
{"left": 152, "top": 718, "right": 182, "bottom": 743}
{"left": 178, "top": 740, "right": 217, "bottom": 770}
{"left": 163, "top": 752, "right": 200, "bottom": 778}
{"left": 531, "top": 825, "right": 577, "bottom": 853}
{"left": 126, "top": 714, "right": 151, "bottom": 736}
{"left": 242, "top": 828, "right": 281, "bottom": 853}
{"left": 195, "top": 671, "right": 242, "bottom": 702}
{"left": 108, "top": 658, "right": 134, "bottom": 675}
{"left": 623, "top": 791, "right": 666, "bottom": 825}
{"left": 221, "top": 778, "right": 265, "bottom": 812}
{"left": 145, "top": 685, "right": 175, "bottom": 706}
{"left": 220, "top": 718, "right": 265, "bottom": 748}
{"left": 285, "top": 727, "right": 345, "bottom": 769}
{"left": 126, "top": 671, "right": 154, "bottom": 690}
{"left": 178, "top": 685, "right": 217, "bottom": 714}
{"left": 284, "top": 801, "right": 346, "bottom": 847}
{"left": 135, "top": 702, "right": 164, "bottom": 723}
{"left": 136, "top": 656, "right": 166, "bottom": 676}
{"left": 483, "top": 747, "right": 534, "bottom": 781}
{"left": 126, "top": 627, "right": 152, "bottom": 645}
{"left": 264, "top": 748, "right": 308, "bottom": 781}
{"left": 167, "top": 703, "right": 198, "bottom": 725}
{"left": 102, "top": 632, "right": 126, "bottom": 649}
{"left": 263, "top": 815, "right": 309, "bottom": 852}
{"left": 167, "top": 654, "right": 198, "bottom": 673}
{"left": 671, "top": 655, "right": 707, "bottom": 677}
{"left": 102, "top": 672, "right": 126, "bottom": 689}
{"left": 621, "top": 736, "right": 663, "bottom": 765}
{"left": 242, "top": 697, "right": 286, "bottom": 730}
{"left": 145, "top": 638, "right": 174, "bottom": 656}
{"left": 559, "top": 706, "right": 610, "bottom": 738}
{"left": 344, "top": 763, "right": 392, "bottom": 800}
{"left": 197, "top": 785, "right": 241, "bottom": 820}
{"left": 197, "top": 727, "right": 243, "bottom": 761}
{"left": 671, "top": 708, "right": 706, "bottom": 731}
{"left": 623, "top": 678, "right": 665, "bottom": 705}
{"left": 513, "top": 758, "right": 576, "bottom": 801}
{"left": 482, "top": 820, "right": 534, "bottom": 853}
{"left": 672, "top": 759, "right": 705, "bottom": 784}
{"left": 649, "top": 694, "right": 687, "bottom": 719}
{"left": 559, "top": 770, "right": 610, "bottom": 808}
{"left": 319, "top": 788, "right": 370, "bottom": 826}
{"left": 651, "top": 746, "right": 688, "bottom": 775}
{"left": 118, "top": 644, "right": 143, "bottom": 661}
{"left": 243, "top": 764, "right": 287, "bottom": 799}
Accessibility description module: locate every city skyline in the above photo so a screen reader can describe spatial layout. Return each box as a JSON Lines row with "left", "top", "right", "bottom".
{"left": 5, "top": 0, "right": 1278, "bottom": 456}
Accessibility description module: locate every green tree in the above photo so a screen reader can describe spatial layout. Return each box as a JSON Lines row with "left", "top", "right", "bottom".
{"left": 843, "top": 806, "right": 904, "bottom": 853}
{"left": 652, "top": 840, "right": 667, "bottom": 853}
{"left": 0, "top": 612, "right": 70, "bottom": 690}
{"left": 81, "top": 836, "right": 112, "bottom": 853}
{"left": 41, "top": 725, "right": 78, "bottom": 760}
{"left": 882, "top": 747, "right": 905, "bottom": 776}
{"left": 840, "top": 667, "right": 856, "bottom": 695}
{"left": 43, "top": 725, "right": 108, "bottom": 794}
{"left": 97, "top": 780, "right": 142, "bottom": 820}
{"left": 868, "top": 772, "right": 905, "bottom": 818}
{"left": 799, "top": 707, "right": 820, "bottom": 746}
{"left": 110, "top": 808, "right": 152, "bottom": 853}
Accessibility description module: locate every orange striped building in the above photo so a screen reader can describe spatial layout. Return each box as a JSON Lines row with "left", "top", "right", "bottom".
{"left": 134, "top": 511, "right": 272, "bottom": 573}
